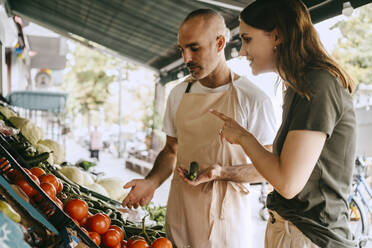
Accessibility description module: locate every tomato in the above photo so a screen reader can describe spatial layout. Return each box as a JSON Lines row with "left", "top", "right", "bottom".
{"left": 23, "top": 168, "right": 32, "bottom": 176}
{"left": 6, "top": 169, "right": 19, "bottom": 182}
{"left": 15, "top": 177, "right": 37, "bottom": 197}
{"left": 102, "top": 213, "right": 111, "bottom": 226}
{"left": 29, "top": 167, "right": 45, "bottom": 178}
{"left": 79, "top": 212, "right": 91, "bottom": 227}
{"left": 110, "top": 225, "right": 124, "bottom": 240}
{"left": 80, "top": 227, "right": 89, "bottom": 235}
{"left": 89, "top": 231, "right": 101, "bottom": 246}
{"left": 39, "top": 174, "right": 59, "bottom": 192}
{"left": 64, "top": 199, "right": 88, "bottom": 221}
{"left": 151, "top": 237, "right": 173, "bottom": 248}
{"left": 121, "top": 240, "right": 128, "bottom": 248}
{"left": 88, "top": 213, "right": 110, "bottom": 234}
{"left": 30, "top": 174, "right": 40, "bottom": 185}
{"left": 72, "top": 218, "right": 80, "bottom": 226}
{"left": 55, "top": 197, "right": 63, "bottom": 210}
{"left": 127, "top": 236, "right": 145, "bottom": 247}
{"left": 57, "top": 178, "right": 63, "bottom": 193}
{"left": 102, "top": 229, "right": 121, "bottom": 247}
{"left": 129, "top": 239, "right": 149, "bottom": 248}
{"left": 34, "top": 182, "right": 56, "bottom": 202}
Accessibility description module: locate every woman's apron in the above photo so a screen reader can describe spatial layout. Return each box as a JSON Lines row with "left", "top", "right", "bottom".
{"left": 166, "top": 72, "right": 253, "bottom": 248}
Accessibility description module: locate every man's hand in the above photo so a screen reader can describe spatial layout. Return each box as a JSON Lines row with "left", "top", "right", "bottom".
{"left": 176, "top": 164, "right": 222, "bottom": 186}
{"left": 121, "top": 179, "right": 157, "bottom": 209}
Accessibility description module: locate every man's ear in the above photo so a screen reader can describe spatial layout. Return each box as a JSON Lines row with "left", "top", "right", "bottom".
{"left": 216, "top": 35, "right": 226, "bottom": 52}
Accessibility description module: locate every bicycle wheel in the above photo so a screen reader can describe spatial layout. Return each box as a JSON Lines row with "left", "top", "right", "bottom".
{"left": 349, "top": 197, "right": 369, "bottom": 247}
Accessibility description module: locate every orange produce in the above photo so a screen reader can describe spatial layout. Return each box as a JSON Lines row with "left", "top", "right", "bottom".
{"left": 30, "top": 167, "right": 45, "bottom": 178}
{"left": 129, "top": 239, "right": 149, "bottom": 248}
{"left": 102, "top": 229, "right": 121, "bottom": 247}
{"left": 64, "top": 199, "right": 88, "bottom": 221}
{"left": 109, "top": 225, "right": 125, "bottom": 240}
{"left": 151, "top": 237, "right": 172, "bottom": 248}
{"left": 88, "top": 213, "right": 110, "bottom": 234}
{"left": 89, "top": 231, "right": 101, "bottom": 246}
{"left": 34, "top": 182, "right": 56, "bottom": 202}
{"left": 127, "top": 236, "right": 145, "bottom": 247}
{"left": 39, "top": 174, "right": 59, "bottom": 192}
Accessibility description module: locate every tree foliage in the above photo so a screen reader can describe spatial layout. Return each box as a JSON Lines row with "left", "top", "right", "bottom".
{"left": 331, "top": 4, "right": 372, "bottom": 85}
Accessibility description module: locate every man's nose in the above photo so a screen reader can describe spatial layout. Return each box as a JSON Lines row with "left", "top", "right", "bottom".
{"left": 183, "top": 50, "right": 192, "bottom": 64}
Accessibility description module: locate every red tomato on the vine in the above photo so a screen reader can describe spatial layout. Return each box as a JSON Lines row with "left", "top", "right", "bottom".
{"left": 64, "top": 198, "right": 88, "bottom": 221}
{"left": 29, "top": 167, "right": 45, "bottom": 178}
{"left": 102, "top": 229, "right": 121, "bottom": 247}
{"left": 151, "top": 237, "right": 173, "bottom": 248}
{"left": 129, "top": 239, "right": 149, "bottom": 248}
{"left": 127, "top": 236, "right": 146, "bottom": 247}
{"left": 89, "top": 231, "right": 101, "bottom": 245}
{"left": 88, "top": 213, "right": 110, "bottom": 234}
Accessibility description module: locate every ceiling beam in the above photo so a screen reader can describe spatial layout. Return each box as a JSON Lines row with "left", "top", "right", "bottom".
{"left": 195, "top": 0, "right": 249, "bottom": 11}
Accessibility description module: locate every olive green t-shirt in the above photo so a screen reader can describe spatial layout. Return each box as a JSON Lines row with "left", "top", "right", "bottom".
{"left": 267, "top": 69, "right": 357, "bottom": 248}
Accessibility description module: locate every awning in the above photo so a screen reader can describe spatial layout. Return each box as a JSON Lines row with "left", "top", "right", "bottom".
{"left": 5, "top": 0, "right": 372, "bottom": 83}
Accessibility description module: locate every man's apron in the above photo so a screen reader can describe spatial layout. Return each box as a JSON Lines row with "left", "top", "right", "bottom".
{"left": 166, "top": 73, "right": 253, "bottom": 248}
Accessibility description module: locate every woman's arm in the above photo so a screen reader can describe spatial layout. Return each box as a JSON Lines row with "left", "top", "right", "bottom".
{"left": 211, "top": 109, "right": 326, "bottom": 199}
{"left": 240, "top": 130, "right": 325, "bottom": 199}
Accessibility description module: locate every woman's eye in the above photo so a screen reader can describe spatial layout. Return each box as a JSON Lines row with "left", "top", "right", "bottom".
{"left": 242, "top": 37, "right": 251, "bottom": 43}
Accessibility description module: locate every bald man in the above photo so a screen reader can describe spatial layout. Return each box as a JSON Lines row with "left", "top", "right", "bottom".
{"left": 122, "top": 9, "right": 277, "bottom": 247}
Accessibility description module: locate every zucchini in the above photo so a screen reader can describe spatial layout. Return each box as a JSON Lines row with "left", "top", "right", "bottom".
{"left": 188, "top": 161, "right": 198, "bottom": 181}
{"left": 22, "top": 152, "right": 50, "bottom": 166}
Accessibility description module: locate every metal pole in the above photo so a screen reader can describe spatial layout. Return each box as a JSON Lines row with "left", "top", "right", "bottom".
{"left": 117, "top": 62, "right": 123, "bottom": 158}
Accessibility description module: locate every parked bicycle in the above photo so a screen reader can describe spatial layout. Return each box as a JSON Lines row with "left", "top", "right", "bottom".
{"left": 348, "top": 156, "right": 372, "bottom": 247}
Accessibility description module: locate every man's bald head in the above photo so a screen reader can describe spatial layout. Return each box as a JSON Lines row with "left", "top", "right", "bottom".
{"left": 180, "top": 9, "right": 230, "bottom": 43}
{"left": 177, "top": 9, "right": 230, "bottom": 80}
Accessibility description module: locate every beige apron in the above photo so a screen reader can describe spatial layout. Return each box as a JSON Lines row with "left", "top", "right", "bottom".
{"left": 166, "top": 73, "right": 253, "bottom": 248}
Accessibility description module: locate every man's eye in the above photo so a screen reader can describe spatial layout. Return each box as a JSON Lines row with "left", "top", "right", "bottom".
{"left": 191, "top": 47, "right": 199, "bottom": 52}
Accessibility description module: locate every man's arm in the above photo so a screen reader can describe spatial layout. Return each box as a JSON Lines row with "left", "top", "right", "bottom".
{"left": 145, "top": 136, "right": 178, "bottom": 187}
{"left": 122, "top": 136, "right": 177, "bottom": 208}
{"left": 176, "top": 145, "right": 271, "bottom": 186}
{"left": 218, "top": 144, "right": 271, "bottom": 183}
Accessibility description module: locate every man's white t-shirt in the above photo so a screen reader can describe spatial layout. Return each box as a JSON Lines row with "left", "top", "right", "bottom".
{"left": 163, "top": 76, "right": 277, "bottom": 146}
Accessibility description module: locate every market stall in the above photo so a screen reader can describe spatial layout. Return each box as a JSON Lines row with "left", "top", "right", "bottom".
{"left": 0, "top": 101, "right": 170, "bottom": 247}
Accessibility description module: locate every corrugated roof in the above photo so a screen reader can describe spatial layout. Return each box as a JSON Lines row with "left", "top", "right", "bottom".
{"left": 6, "top": 0, "right": 372, "bottom": 83}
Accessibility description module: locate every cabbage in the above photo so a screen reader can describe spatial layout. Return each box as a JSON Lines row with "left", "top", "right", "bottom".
{"left": 0, "top": 106, "right": 17, "bottom": 119}
{"left": 59, "top": 166, "right": 84, "bottom": 185}
{"left": 8, "top": 117, "right": 43, "bottom": 145}
{"left": 38, "top": 139, "right": 65, "bottom": 164}
{"left": 81, "top": 171, "right": 94, "bottom": 186}
{"left": 97, "top": 177, "right": 130, "bottom": 201}
{"left": 86, "top": 183, "right": 109, "bottom": 197}
{"left": 8, "top": 116, "right": 29, "bottom": 129}
{"left": 34, "top": 143, "right": 54, "bottom": 165}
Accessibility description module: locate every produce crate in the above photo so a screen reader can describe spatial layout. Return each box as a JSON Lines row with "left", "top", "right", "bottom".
{"left": 0, "top": 134, "right": 99, "bottom": 248}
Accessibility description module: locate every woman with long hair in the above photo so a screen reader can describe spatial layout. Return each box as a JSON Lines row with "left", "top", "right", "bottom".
{"left": 210, "top": 0, "right": 357, "bottom": 247}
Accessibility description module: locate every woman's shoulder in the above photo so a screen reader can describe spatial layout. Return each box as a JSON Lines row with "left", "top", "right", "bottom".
{"left": 304, "top": 69, "right": 340, "bottom": 91}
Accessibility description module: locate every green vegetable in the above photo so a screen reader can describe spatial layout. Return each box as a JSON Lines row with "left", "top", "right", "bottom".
{"left": 22, "top": 152, "right": 50, "bottom": 166}
{"left": 188, "top": 161, "right": 198, "bottom": 181}
{"left": 142, "top": 203, "right": 166, "bottom": 232}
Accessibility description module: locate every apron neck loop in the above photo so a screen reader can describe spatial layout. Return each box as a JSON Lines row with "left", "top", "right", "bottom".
{"left": 184, "top": 70, "right": 235, "bottom": 94}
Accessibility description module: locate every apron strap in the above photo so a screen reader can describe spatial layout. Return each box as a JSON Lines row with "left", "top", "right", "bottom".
{"left": 185, "top": 82, "right": 192, "bottom": 94}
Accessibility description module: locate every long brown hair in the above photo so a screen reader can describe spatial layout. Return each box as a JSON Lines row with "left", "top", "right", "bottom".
{"left": 240, "top": 0, "right": 354, "bottom": 99}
